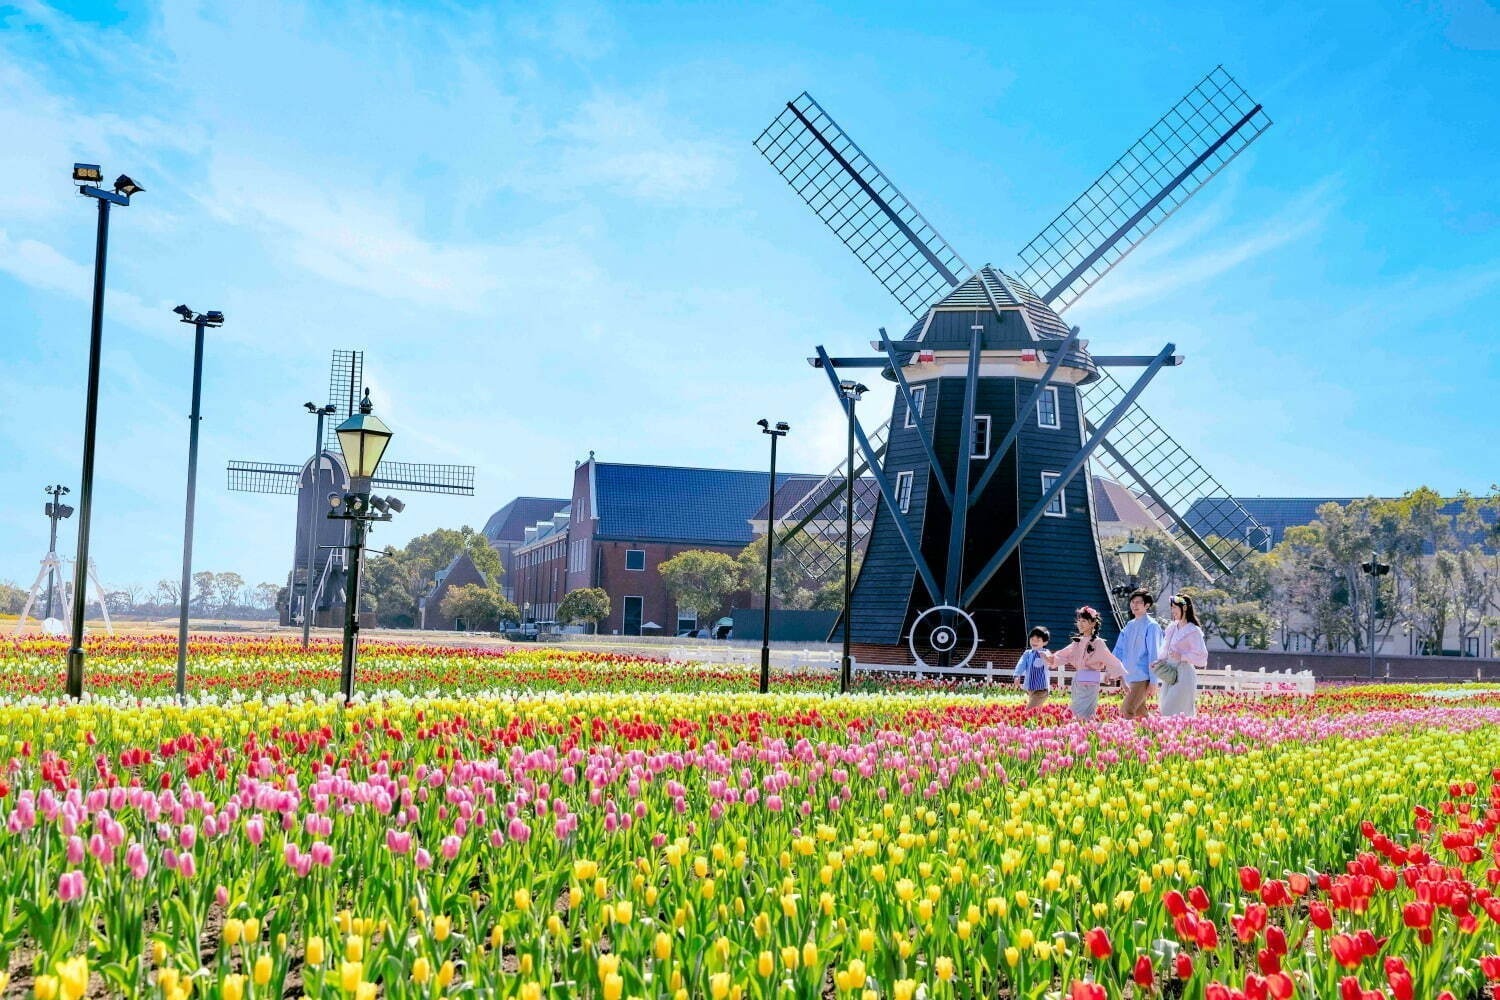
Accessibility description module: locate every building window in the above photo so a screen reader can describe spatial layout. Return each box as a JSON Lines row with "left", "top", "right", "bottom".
{"left": 904, "top": 385, "right": 926, "bottom": 429}
{"left": 1037, "top": 386, "right": 1060, "bottom": 429}
{"left": 1041, "top": 471, "right": 1065, "bottom": 517}
{"left": 625, "top": 549, "right": 646, "bottom": 571}
{"left": 971, "top": 415, "right": 991, "bottom": 459}
{"left": 895, "top": 471, "right": 914, "bottom": 513}
{"left": 1465, "top": 636, "right": 1480, "bottom": 657}
{"left": 623, "top": 596, "right": 644, "bottom": 636}
{"left": 677, "top": 608, "right": 698, "bottom": 635}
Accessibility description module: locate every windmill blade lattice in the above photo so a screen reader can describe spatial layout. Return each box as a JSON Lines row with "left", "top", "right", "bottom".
{"left": 770, "top": 421, "right": 889, "bottom": 584}
{"left": 1081, "top": 369, "right": 1265, "bottom": 579}
{"left": 226, "top": 461, "right": 301, "bottom": 495}
{"left": 325, "top": 349, "right": 364, "bottom": 450}
{"left": 371, "top": 462, "right": 475, "bottom": 496}
{"left": 1014, "top": 66, "right": 1272, "bottom": 313}
{"left": 756, "top": 93, "right": 970, "bottom": 317}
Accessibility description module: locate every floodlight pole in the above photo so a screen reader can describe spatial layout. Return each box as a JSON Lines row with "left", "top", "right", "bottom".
{"left": 839, "top": 383, "right": 867, "bottom": 693}
{"left": 174, "top": 312, "right": 217, "bottom": 700}
{"left": 68, "top": 180, "right": 134, "bottom": 699}
{"left": 43, "top": 485, "right": 68, "bottom": 620}
{"left": 758, "top": 420, "right": 789, "bottom": 694}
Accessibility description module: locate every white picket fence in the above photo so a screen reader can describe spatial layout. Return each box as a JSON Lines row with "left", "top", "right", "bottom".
{"left": 848, "top": 659, "right": 1315, "bottom": 695}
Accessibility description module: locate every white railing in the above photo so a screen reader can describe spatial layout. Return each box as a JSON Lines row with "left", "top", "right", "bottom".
{"left": 848, "top": 659, "right": 1315, "bottom": 694}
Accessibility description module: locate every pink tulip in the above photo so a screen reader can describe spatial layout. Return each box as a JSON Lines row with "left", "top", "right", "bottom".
{"left": 245, "top": 816, "right": 265, "bottom": 846}
{"left": 440, "top": 835, "right": 461, "bottom": 861}
{"left": 58, "top": 870, "right": 86, "bottom": 902}
{"left": 414, "top": 848, "right": 432, "bottom": 870}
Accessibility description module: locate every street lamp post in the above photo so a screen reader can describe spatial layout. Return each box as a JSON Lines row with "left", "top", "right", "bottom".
{"left": 42, "top": 485, "right": 73, "bottom": 620}
{"left": 838, "top": 381, "right": 868, "bottom": 693}
{"left": 302, "top": 402, "right": 338, "bottom": 647}
{"left": 1112, "top": 537, "right": 1148, "bottom": 609}
{"left": 1360, "top": 554, "right": 1391, "bottom": 680}
{"left": 328, "top": 389, "right": 398, "bottom": 702}
{"left": 66, "top": 164, "right": 143, "bottom": 700}
{"left": 173, "top": 306, "right": 225, "bottom": 701}
{"left": 756, "top": 419, "right": 790, "bottom": 694}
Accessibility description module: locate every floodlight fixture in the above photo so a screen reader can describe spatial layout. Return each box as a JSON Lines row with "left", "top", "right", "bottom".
{"left": 328, "top": 491, "right": 343, "bottom": 508}
{"left": 384, "top": 496, "right": 405, "bottom": 513}
{"left": 757, "top": 418, "right": 768, "bottom": 430}
{"left": 839, "top": 380, "right": 869, "bottom": 401}
{"left": 113, "top": 175, "right": 144, "bottom": 197}
{"left": 776, "top": 421, "right": 790, "bottom": 432}
{"left": 305, "top": 401, "right": 320, "bottom": 412}
{"left": 369, "top": 495, "right": 390, "bottom": 514}
{"left": 72, "top": 163, "right": 103, "bottom": 184}
{"left": 203, "top": 311, "right": 224, "bottom": 325}
{"left": 174, "top": 304, "right": 194, "bottom": 319}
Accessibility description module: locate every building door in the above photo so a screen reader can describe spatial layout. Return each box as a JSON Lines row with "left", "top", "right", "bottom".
{"left": 623, "top": 596, "right": 643, "bottom": 636}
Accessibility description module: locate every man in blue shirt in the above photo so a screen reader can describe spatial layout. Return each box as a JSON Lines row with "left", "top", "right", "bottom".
{"left": 1116, "top": 589, "right": 1163, "bottom": 719}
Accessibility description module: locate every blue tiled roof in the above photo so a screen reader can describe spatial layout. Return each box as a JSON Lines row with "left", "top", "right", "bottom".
{"left": 1186, "top": 497, "right": 1497, "bottom": 552}
{"left": 594, "top": 463, "right": 807, "bottom": 545}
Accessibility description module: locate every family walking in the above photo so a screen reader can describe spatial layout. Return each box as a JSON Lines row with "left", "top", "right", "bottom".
{"left": 1014, "top": 590, "right": 1207, "bottom": 719}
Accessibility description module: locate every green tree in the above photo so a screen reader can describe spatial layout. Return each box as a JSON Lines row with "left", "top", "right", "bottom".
{"left": 438, "top": 584, "right": 518, "bottom": 632}
{"left": 558, "top": 587, "right": 611, "bottom": 633}
{"left": 191, "top": 571, "right": 216, "bottom": 613}
{"left": 735, "top": 536, "right": 826, "bottom": 610}
{"left": 214, "top": 571, "right": 246, "bottom": 612}
{"left": 659, "top": 550, "right": 743, "bottom": 625}
{"left": 0, "top": 580, "right": 27, "bottom": 615}
{"left": 1101, "top": 531, "right": 1203, "bottom": 601}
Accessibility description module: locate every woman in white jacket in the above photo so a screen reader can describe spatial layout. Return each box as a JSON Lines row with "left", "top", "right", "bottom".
{"left": 1155, "top": 593, "right": 1207, "bottom": 717}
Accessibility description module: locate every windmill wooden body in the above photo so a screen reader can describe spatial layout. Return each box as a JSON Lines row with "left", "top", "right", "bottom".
{"left": 756, "top": 68, "right": 1275, "bottom": 666}
{"left": 227, "top": 350, "right": 475, "bottom": 627}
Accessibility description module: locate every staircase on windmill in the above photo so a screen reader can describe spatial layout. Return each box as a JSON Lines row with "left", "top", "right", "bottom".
{"left": 756, "top": 66, "right": 1275, "bottom": 669}
{"left": 226, "top": 350, "right": 476, "bottom": 630}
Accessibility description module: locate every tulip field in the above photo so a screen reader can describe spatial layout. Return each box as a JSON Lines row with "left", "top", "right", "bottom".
{"left": 2, "top": 637, "right": 1500, "bottom": 998}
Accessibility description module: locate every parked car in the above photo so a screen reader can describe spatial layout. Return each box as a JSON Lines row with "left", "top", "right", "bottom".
{"left": 504, "top": 623, "right": 540, "bottom": 642}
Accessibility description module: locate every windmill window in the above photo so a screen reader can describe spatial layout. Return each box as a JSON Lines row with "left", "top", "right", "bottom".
{"left": 1037, "top": 387, "right": 1061, "bottom": 429}
{"left": 904, "top": 386, "right": 926, "bottom": 429}
{"left": 625, "top": 549, "right": 646, "bottom": 571}
{"left": 1041, "top": 472, "right": 1066, "bottom": 518}
{"left": 895, "top": 471, "right": 914, "bottom": 513}
{"left": 971, "top": 416, "right": 991, "bottom": 459}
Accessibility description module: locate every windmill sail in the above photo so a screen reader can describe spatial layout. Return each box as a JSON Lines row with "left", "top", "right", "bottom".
{"left": 756, "top": 93, "right": 971, "bottom": 317}
{"left": 755, "top": 76, "right": 1271, "bottom": 594}
{"left": 1014, "top": 66, "right": 1272, "bottom": 313}
{"left": 326, "top": 349, "right": 364, "bottom": 450}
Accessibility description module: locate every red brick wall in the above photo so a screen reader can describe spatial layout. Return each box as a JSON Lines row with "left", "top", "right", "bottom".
{"left": 592, "top": 540, "right": 750, "bottom": 635}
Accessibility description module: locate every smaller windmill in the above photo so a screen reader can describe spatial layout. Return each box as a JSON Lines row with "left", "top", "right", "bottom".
{"left": 227, "top": 350, "right": 475, "bottom": 626}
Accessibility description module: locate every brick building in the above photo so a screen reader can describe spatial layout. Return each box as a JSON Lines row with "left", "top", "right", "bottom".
{"left": 418, "top": 551, "right": 487, "bottom": 630}
{"left": 480, "top": 496, "right": 569, "bottom": 603}
{"left": 507, "top": 456, "right": 814, "bottom": 636}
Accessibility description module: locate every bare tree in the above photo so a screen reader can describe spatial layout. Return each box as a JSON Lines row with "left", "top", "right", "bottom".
{"left": 155, "top": 579, "right": 181, "bottom": 609}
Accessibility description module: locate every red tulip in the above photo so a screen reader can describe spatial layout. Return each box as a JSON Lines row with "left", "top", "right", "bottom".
{"left": 1132, "top": 954, "right": 1153, "bottom": 988}
{"left": 1174, "top": 952, "right": 1194, "bottom": 980}
{"left": 1083, "top": 926, "right": 1112, "bottom": 959}
{"left": 1196, "top": 920, "right": 1220, "bottom": 949}
{"left": 1189, "top": 885, "right": 1212, "bottom": 912}
{"left": 1266, "top": 925, "right": 1288, "bottom": 955}
{"left": 1256, "top": 947, "right": 1281, "bottom": 974}
{"left": 1164, "top": 889, "right": 1188, "bottom": 917}
{"left": 1402, "top": 901, "right": 1434, "bottom": 928}
{"left": 1329, "top": 933, "right": 1363, "bottom": 968}
{"left": 1240, "top": 865, "right": 1263, "bottom": 892}
{"left": 1205, "top": 984, "right": 1231, "bottom": 1000}
{"left": 1309, "top": 902, "right": 1333, "bottom": 930}
{"left": 1481, "top": 954, "right": 1500, "bottom": 980}
{"left": 1267, "top": 972, "right": 1295, "bottom": 999}
{"left": 1069, "top": 983, "right": 1105, "bottom": 1000}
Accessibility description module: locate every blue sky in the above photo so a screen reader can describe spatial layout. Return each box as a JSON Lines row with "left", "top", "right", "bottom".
{"left": 2, "top": 0, "right": 1497, "bottom": 594}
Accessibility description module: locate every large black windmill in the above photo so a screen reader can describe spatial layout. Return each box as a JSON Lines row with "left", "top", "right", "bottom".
{"left": 226, "top": 350, "right": 476, "bottom": 628}
{"left": 756, "top": 67, "right": 1274, "bottom": 667}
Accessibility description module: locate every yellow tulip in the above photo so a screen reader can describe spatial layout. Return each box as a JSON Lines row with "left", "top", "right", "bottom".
{"left": 757, "top": 951, "right": 774, "bottom": 977}
{"left": 345, "top": 935, "right": 363, "bottom": 963}
{"left": 802, "top": 942, "right": 818, "bottom": 970}
{"left": 710, "top": 973, "right": 730, "bottom": 999}
{"left": 150, "top": 941, "right": 167, "bottom": 966}
{"left": 1004, "top": 946, "right": 1020, "bottom": 967}
{"left": 603, "top": 973, "right": 623, "bottom": 1000}
{"left": 614, "top": 900, "right": 634, "bottom": 924}
{"left": 306, "top": 935, "right": 326, "bottom": 966}
{"left": 574, "top": 858, "right": 598, "bottom": 881}
{"left": 514, "top": 888, "right": 533, "bottom": 912}
{"left": 857, "top": 927, "right": 875, "bottom": 951}
{"left": 34, "top": 975, "right": 59, "bottom": 1000}
{"left": 340, "top": 961, "right": 363, "bottom": 992}
{"left": 433, "top": 915, "right": 451, "bottom": 942}
{"left": 243, "top": 918, "right": 261, "bottom": 943}
{"left": 223, "top": 920, "right": 244, "bottom": 947}
{"left": 56, "top": 958, "right": 87, "bottom": 1000}
{"left": 935, "top": 956, "right": 954, "bottom": 982}
{"left": 519, "top": 984, "right": 541, "bottom": 1000}
{"left": 436, "top": 960, "right": 455, "bottom": 988}
{"left": 253, "top": 955, "right": 273, "bottom": 986}
{"left": 781, "top": 945, "right": 799, "bottom": 970}
{"left": 654, "top": 931, "right": 673, "bottom": 961}
{"left": 221, "top": 974, "right": 246, "bottom": 1000}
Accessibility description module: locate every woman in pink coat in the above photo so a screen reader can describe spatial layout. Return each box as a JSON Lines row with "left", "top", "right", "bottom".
{"left": 1046, "top": 606, "right": 1124, "bottom": 721}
